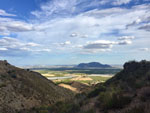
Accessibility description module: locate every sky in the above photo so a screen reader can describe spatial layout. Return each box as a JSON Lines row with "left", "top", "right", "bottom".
{"left": 0, "top": 0, "right": 150, "bottom": 66}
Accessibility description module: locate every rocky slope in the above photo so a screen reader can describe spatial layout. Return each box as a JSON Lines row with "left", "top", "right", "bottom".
{"left": 0, "top": 60, "right": 73, "bottom": 113}
{"left": 83, "top": 60, "right": 150, "bottom": 113}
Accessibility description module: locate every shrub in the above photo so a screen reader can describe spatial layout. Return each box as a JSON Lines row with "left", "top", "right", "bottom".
{"left": 11, "top": 74, "right": 17, "bottom": 78}
{"left": 88, "top": 85, "right": 106, "bottom": 98}
{"left": 81, "top": 109, "right": 96, "bottom": 113}
{"left": 98, "top": 91, "right": 132, "bottom": 110}
{"left": 0, "top": 83, "right": 6, "bottom": 88}
{"left": 38, "top": 110, "right": 49, "bottom": 113}
{"left": 125, "top": 106, "right": 145, "bottom": 113}
{"left": 139, "top": 87, "right": 150, "bottom": 102}
{"left": 49, "top": 101, "right": 80, "bottom": 113}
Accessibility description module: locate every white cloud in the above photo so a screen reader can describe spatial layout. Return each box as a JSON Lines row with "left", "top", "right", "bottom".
{"left": 20, "top": 47, "right": 31, "bottom": 51}
{"left": 118, "top": 40, "right": 132, "bottom": 45}
{"left": 60, "top": 41, "right": 71, "bottom": 46}
{"left": 0, "top": 37, "right": 48, "bottom": 54}
{"left": 25, "top": 42, "right": 40, "bottom": 47}
{"left": 31, "top": 48, "right": 51, "bottom": 52}
{"left": 31, "top": 0, "right": 77, "bottom": 19}
{"left": 112, "top": 0, "right": 132, "bottom": 5}
{"left": 0, "top": 48, "right": 8, "bottom": 51}
{"left": 0, "top": 9, "right": 16, "bottom": 16}
{"left": 139, "top": 48, "right": 149, "bottom": 51}
{"left": 65, "top": 41, "right": 71, "bottom": 45}
{"left": 81, "top": 34, "right": 88, "bottom": 38}
{"left": 70, "top": 32, "right": 88, "bottom": 38}
{"left": 82, "top": 8, "right": 128, "bottom": 18}
{"left": 118, "top": 36, "right": 135, "bottom": 40}
{"left": 70, "top": 32, "right": 78, "bottom": 37}
{"left": 138, "top": 24, "right": 150, "bottom": 31}
{"left": 126, "top": 18, "right": 142, "bottom": 28}
{"left": 83, "top": 40, "right": 116, "bottom": 49}
{"left": 98, "top": 0, "right": 132, "bottom": 6}
{"left": 41, "top": 49, "right": 51, "bottom": 52}
{"left": 6, "top": 21, "right": 34, "bottom": 32}
{"left": 0, "top": 18, "right": 34, "bottom": 35}
{"left": 81, "top": 38, "right": 134, "bottom": 53}
{"left": 0, "top": 2, "right": 150, "bottom": 57}
{"left": 99, "top": 0, "right": 109, "bottom": 5}
{"left": 80, "top": 48, "right": 111, "bottom": 54}
{"left": 14, "top": 4, "right": 150, "bottom": 55}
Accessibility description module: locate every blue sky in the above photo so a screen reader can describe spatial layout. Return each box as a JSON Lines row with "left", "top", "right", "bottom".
{"left": 0, "top": 0, "right": 150, "bottom": 66}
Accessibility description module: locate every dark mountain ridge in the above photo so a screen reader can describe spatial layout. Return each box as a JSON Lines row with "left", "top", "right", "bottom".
{"left": 106, "top": 60, "right": 150, "bottom": 89}
{"left": 76, "top": 62, "right": 112, "bottom": 68}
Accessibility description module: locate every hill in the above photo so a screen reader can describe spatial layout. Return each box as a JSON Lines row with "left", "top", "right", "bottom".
{"left": 76, "top": 62, "right": 112, "bottom": 68}
{"left": 83, "top": 60, "right": 150, "bottom": 113}
{"left": 0, "top": 60, "right": 73, "bottom": 113}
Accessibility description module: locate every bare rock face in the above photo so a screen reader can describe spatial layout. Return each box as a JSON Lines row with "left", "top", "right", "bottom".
{"left": 0, "top": 60, "right": 73, "bottom": 113}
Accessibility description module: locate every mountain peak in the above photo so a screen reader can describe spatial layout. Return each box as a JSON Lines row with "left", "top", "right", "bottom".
{"left": 77, "top": 62, "right": 111, "bottom": 68}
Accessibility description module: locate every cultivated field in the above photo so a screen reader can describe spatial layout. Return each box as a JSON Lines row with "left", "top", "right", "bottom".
{"left": 33, "top": 68, "right": 121, "bottom": 85}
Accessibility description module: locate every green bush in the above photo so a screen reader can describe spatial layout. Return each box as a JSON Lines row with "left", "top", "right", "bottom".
{"left": 81, "top": 109, "right": 96, "bottom": 113}
{"left": 98, "top": 91, "right": 132, "bottom": 110}
{"left": 125, "top": 106, "right": 145, "bottom": 113}
{"left": 38, "top": 110, "right": 49, "bottom": 113}
{"left": 49, "top": 101, "right": 80, "bottom": 113}
{"left": 0, "top": 83, "right": 6, "bottom": 88}
{"left": 140, "top": 88, "right": 150, "bottom": 102}
{"left": 88, "top": 85, "right": 106, "bottom": 98}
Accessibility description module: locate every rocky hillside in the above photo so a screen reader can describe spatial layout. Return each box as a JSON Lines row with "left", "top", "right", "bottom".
{"left": 0, "top": 60, "right": 73, "bottom": 113}
{"left": 83, "top": 60, "right": 150, "bottom": 113}
{"left": 77, "top": 62, "right": 111, "bottom": 68}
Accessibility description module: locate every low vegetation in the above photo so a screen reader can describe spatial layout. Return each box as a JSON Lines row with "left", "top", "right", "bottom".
{"left": 98, "top": 91, "right": 132, "bottom": 110}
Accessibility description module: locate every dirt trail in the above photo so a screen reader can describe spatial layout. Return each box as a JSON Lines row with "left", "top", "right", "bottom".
{"left": 59, "top": 84, "right": 79, "bottom": 92}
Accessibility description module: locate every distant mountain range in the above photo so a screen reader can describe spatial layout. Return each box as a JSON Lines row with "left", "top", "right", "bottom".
{"left": 76, "top": 62, "right": 112, "bottom": 68}
{"left": 22, "top": 62, "right": 122, "bottom": 69}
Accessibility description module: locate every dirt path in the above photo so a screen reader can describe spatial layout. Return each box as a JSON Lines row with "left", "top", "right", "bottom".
{"left": 71, "top": 76, "right": 93, "bottom": 81}
{"left": 59, "top": 84, "right": 79, "bottom": 92}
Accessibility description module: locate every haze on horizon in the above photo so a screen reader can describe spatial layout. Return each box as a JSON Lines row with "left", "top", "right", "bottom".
{"left": 0, "top": 0, "right": 150, "bottom": 66}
